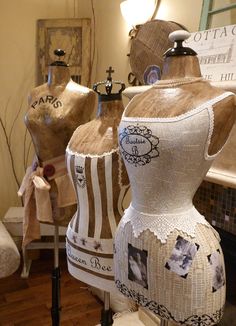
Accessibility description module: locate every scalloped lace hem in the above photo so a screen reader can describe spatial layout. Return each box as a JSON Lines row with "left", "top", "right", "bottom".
{"left": 66, "top": 146, "right": 119, "bottom": 158}
{"left": 119, "top": 204, "right": 219, "bottom": 243}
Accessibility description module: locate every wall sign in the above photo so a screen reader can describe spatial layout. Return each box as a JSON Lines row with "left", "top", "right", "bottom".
{"left": 184, "top": 24, "right": 236, "bottom": 82}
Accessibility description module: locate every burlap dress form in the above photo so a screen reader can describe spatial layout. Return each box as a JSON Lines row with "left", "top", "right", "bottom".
{"left": 21, "top": 55, "right": 96, "bottom": 246}
{"left": 66, "top": 77, "right": 129, "bottom": 292}
{"left": 114, "top": 32, "right": 236, "bottom": 325}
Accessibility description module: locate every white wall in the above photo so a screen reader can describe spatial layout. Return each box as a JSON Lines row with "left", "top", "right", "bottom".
{"left": 156, "top": 0, "right": 203, "bottom": 31}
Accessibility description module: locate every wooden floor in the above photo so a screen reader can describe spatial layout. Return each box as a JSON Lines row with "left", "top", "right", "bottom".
{"left": 0, "top": 250, "right": 236, "bottom": 326}
{"left": 0, "top": 250, "right": 103, "bottom": 326}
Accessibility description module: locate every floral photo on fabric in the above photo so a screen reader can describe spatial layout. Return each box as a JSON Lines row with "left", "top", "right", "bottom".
{"left": 128, "top": 243, "right": 148, "bottom": 289}
{"left": 165, "top": 235, "right": 199, "bottom": 278}
{"left": 207, "top": 249, "right": 225, "bottom": 292}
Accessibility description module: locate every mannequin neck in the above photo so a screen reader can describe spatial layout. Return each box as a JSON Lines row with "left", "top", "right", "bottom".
{"left": 161, "top": 56, "right": 202, "bottom": 80}
{"left": 97, "top": 99, "right": 124, "bottom": 119}
{"left": 47, "top": 66, "right": 71, "bottom": 87}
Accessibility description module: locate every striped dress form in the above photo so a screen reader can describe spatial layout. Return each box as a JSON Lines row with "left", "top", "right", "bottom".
{"left": 66, "top": 98, "right": 129, "bottom": 292}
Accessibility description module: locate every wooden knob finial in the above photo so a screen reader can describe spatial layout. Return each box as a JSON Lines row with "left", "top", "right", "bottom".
{"left": 169, "top": 30, "right": 190, "bottom": 43}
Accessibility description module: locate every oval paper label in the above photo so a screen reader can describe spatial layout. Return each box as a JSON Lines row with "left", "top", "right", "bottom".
{"left": 119, "top": 125, "right": 159, "bottom": 166}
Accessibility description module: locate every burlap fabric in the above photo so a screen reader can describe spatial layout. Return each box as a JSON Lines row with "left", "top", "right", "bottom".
{"left": 130, "top": 20, "right": 186, "bottom": 84}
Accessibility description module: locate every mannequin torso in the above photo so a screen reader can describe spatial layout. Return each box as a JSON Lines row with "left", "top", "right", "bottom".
{"left": 22, "top": 65, "right": 97, "bottom": 234}
{"left": 125, "top": 56, "right": 235, "bottom": 156}
{"left": 66, "top": 93, "right": 129, "bottom": 292}
{"left": 114, "top": 32, "right": 236, "bottom": 325}
{"left": 69, "top": 99, "right": 123, "bottom": 154}
{"left": 25, "top": 66, "right": 96, "bottom": 161}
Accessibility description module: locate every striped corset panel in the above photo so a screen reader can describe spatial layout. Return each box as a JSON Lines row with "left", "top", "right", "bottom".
{"left": 66, "top": 148, "right": 129, "bottom": 240}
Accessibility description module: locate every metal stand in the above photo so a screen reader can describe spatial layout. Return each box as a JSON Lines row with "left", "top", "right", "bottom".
{"left": 21, "top": 246, "right": 32, "bottom": 278}
{"left": 100, "top": 291, "right": 113, "bottom": 326}
{"left": 51, "top": 225, "right": 61, "bottom": 326}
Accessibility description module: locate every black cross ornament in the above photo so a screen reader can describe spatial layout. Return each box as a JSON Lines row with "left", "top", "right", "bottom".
{"left": 106, "top": 66, "right": 114, "bottom": 80}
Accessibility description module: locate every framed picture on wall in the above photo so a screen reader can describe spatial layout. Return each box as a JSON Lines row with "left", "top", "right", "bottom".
{"left": 37, "top": 18, "right": 91, "bottom": 86}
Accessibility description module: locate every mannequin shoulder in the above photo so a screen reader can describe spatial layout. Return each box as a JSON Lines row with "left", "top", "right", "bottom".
{"left": 123, "top": 81, "right": 235, "bottom": 119}
{"left": 68, "top": 119, "right": 117, "bottom": 155}
{"left": 207, "top": 84, "right": 235, "bottom": 125}
{"left": 123, "top": 84, "right": 201, "bottom": 118}
{"left": 66, "top": 81, "right": 96, "bottom": 96}
{"left": 65, "top": 82, "right": 97, "bottom": 113}
{"left": 210, "top": 86, "right": 235, "bottom": 110}
{"left": 69, "top": 120, "right": 96, "bottom": 145}
{"left": 208, "top": 87, "right": 236, "bottom": 155}
{"left": 28, "top": 83, "right": 48, "bottom": 102}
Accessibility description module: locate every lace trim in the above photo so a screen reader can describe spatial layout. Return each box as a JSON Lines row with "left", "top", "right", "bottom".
{"left": 118, "top": 151, "right": 123, "bottom": 189}
{"left": 205, "top": 107, "right": 216, "bottom": 161}
{"left": 205, "top": 106, "right": 233, "bottom": 161}
{"left": 119, "top": 205, "right": 215, "bottom": 243}
{"left": 153, "top": 77, "right": 203, "bottom": 88}
{"left": 66, "top": 146, "right": 119, "bottom": 158}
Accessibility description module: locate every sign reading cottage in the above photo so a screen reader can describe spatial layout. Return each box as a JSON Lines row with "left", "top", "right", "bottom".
{"left": 184, "top": 24, "right": 236, "bottom": 82}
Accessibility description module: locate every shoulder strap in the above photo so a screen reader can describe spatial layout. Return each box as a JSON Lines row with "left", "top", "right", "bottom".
{"left": 206, "top": 92, "right": 235, "bottom": 107}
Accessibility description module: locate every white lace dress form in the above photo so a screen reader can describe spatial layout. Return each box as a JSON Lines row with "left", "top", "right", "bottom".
{"left": 114, "top": 92, "right": 234, "bottom": 325}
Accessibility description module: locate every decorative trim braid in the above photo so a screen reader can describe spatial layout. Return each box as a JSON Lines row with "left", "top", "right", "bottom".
{"left": 153, "top": 77, "right": 203, "bottom": 88}
{"left": 115, "top": 280, "right": 224, "bottom": 325}
{"left": 66, "top": 146, "right": 119, "bottom": 158}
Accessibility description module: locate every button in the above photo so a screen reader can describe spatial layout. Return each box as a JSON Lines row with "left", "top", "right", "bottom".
{"left": 43, "top": 164, "right": 55, "bottom": 177}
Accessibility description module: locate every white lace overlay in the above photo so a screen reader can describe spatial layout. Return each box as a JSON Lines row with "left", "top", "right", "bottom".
{"left": 119, "top": 204, "right": 218, "bottom": 243}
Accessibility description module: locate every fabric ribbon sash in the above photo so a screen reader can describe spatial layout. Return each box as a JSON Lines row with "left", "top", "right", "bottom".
{"left": 18, "top": 155, "right": 76, "bottom": 247}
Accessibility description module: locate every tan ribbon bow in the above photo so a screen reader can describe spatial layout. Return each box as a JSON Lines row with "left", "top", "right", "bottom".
{"left": 18, "top": 165, "right": 53, "bottom": 247}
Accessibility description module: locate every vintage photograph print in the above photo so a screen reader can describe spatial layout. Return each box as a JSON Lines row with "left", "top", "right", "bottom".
{"left": 208, "top": 249, "right": 225, "bottom": 292}
{"left": 165, "top": 235, "right": 199, "bottom": 278}
{"left": 128, "top": 243, "right": 148, "bottom": 289}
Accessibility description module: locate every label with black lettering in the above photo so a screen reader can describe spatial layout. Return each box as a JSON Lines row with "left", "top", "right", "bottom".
{"left": 31, "top": 95, "right": 63, "bottom": 109}
{"left": 66, "top": 243, "right": 113, "bottom": 276}
{"left": 119, "top": 125, "right": 159, "bottom": 166}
